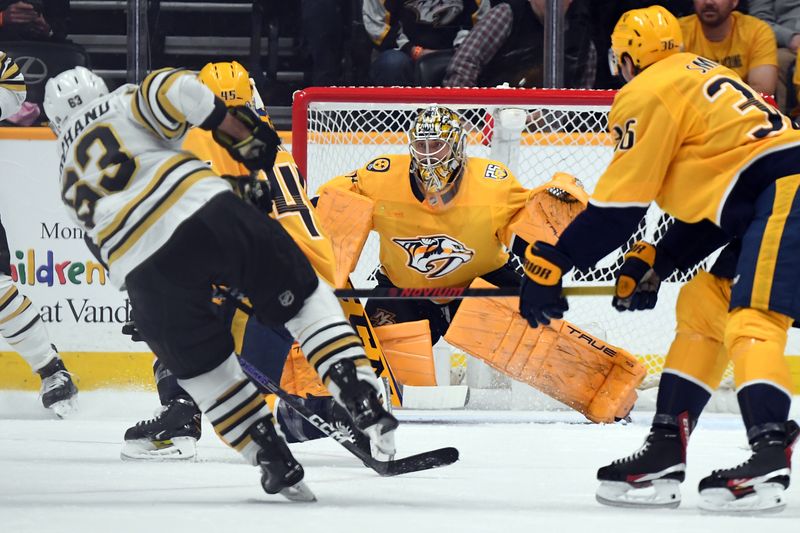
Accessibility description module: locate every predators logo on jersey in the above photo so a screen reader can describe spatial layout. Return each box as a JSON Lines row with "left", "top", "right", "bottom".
{"left": 392, "top": 235, "right": 475, "bottom": 279}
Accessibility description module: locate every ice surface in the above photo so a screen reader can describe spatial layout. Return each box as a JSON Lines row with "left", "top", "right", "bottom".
{"left": 1, "top": 391, "right": 798, "bottom": 533}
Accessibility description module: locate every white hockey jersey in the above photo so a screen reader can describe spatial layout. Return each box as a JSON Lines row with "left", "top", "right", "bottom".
{"left": 55, "top": 68, "right": 232, "bottom": 288}
{"left": 0, "top": 51, "right": 26, "bottom": 120}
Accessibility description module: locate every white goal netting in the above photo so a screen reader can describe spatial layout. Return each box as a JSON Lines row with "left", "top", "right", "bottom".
{"left": 290, "top": 87, "right": 797, "bottom": 401}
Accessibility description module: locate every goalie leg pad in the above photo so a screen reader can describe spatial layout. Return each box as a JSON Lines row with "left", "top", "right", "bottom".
{"left": 444, "top": 279, "right": 645, "bottom": 423}
{"left": 314, "top": 187, "right": 374, "bottom": 288}
{"left": 373, "top": 320, "right": 436, "bottom": 387}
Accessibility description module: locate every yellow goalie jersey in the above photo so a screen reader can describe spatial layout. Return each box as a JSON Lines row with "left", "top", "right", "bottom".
{"left": 181, "top": 130, "right": 336, "bottom": 284}
{"left": 320, "top": 154, "right": 532, "bottom": 288}
{"left": 593, "top": 52, "right": 800, "bottom": 230}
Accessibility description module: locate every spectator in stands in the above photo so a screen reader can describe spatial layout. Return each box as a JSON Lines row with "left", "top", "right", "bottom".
{"left": 680, "top": 0, "right": 778, "bottom": 95}
{"left": 363, "top": 0, "right": 489, "bottom": 86}
{"left": 749, "top": 1, "right": 800, "bottom": 111}
{"left": 0, "top": 1, "right": 70, "bottom": 41}
{"left": 443, "top": 0, "right": 594, "bottom": 89}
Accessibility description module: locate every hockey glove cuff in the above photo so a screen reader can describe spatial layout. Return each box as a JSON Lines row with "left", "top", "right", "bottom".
{"left": 213, "top": 106, "right": 281, "bottom": 172}
{"left": 613, "top": 241, "right": 663, "bottom": 311}
{"left": 519, "top": 241, "right": 572, "bottom": 328}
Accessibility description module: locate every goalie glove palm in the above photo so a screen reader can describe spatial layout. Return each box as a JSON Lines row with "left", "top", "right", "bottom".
{"left": 613, "top": 241, "right": 661, "bottom": 311}
{"left": 213, "top": 106, "right": 281, "bottom": 172}
{"left": 519, "top": 241, "right": 571, "bottom": 328}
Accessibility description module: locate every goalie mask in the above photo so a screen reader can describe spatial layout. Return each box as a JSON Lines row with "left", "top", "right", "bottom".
{"left": 409, "top": 105, "right": 466, "bottom": 208}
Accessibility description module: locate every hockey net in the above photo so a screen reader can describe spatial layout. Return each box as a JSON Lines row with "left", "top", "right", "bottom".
{"left": 291, "top": 86, "right": 732, "bottom": 407}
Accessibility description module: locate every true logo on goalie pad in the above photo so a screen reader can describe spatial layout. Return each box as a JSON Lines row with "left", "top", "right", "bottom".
{"left": 566, "top": 324, "right": 619, "bottom": 358}
{"left": 393, "top": 235, "right": 474, "bottom": 279}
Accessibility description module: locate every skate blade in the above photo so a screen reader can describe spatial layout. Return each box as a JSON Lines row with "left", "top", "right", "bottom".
{"left": 50, "top": 397, "right": 78, "bottom": 419}
{"left": 698, "top": 484, "right": 787, "bottom": 515}
{"left": 120, "top": 437, "right": 197, "bottom": 461}
{"left": 596, "top": 480, "right": 681, "bottom": 509}
{"left": 278, "top": 481, "right": 317, "bottom": 503}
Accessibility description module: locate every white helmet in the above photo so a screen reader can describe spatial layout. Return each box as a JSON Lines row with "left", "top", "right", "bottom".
{"left": 43, "top": 66, "right": 108, "bottom": 134}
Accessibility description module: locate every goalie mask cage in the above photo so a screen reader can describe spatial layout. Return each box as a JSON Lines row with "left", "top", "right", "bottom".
{"left": 291, "top": 86, "right": 797, "bottom": 403}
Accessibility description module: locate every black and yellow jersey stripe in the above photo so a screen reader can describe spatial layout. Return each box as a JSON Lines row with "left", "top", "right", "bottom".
{"left": 132, "top": 68, "right": 193, "bottom": 140}
{"left": 0, "top": 52, "right": 23, "bottom": 90}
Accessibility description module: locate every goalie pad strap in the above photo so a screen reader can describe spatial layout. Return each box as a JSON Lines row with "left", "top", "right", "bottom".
{"left": 444, "top": 279, "right": 645, "bottom": 423}
{"left": 374, "top": 320, "right": 436, "bottom": 387}
{"left": 315, "top": 187, "right": 374, "bottom": 288}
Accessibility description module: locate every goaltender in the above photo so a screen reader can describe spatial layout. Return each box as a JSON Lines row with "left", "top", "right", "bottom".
{"left": 317, "top": 105, "right": 646, "bottom": 423}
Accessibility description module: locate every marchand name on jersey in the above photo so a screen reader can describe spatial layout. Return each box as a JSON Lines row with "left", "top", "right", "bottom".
{"left": 58, "top": 101, "right": 111, "bottom": 173}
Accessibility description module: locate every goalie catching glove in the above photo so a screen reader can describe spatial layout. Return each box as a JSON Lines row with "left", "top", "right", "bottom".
{"left": 213, "top": 105, "right": 281, "bottom": 171}
{"left": 613, "top": 241, "right": 674, "bottom": 312}
{"left": 520, "top": 241, "right": 572, "bottom": 328}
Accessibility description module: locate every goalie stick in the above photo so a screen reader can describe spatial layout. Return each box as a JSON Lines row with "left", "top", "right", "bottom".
{"left": 238, "top": 357, "right": 459, "bottom": 476}
{"left": 333, "top": 285, "right": 615, "bottom": 300}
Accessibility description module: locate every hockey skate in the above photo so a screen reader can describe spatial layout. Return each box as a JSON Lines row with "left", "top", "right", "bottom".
{"left": 250, "top": 417, "right": 316, "bottom": 502}
{"left": 328, "top": 398, "right": 371, "bottom": 456}
{"left": 595, "top": 413, "right": 690, "bottom": 509}
{"left": 328, "top": 359, "right": 398, "bottom": 460}
{"left": 121, "top": 396, "right": 201, "bottom": 461}
{"left": 38, "top": 357, "right": 78, "bottom": 418}
{"left": 698, "top": 420, "right": 799, "bottom": 514}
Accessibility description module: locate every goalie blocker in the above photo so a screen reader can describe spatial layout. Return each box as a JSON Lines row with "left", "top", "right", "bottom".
{"left": 445, "top": 279, "right": 644, "bottom": 423}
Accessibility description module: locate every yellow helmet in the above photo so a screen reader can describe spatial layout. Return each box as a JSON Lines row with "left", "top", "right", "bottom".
{"left": 408, "top": 105, "right": 466, "bottom": 209}
{"left": 197, "top": 61, "right": 253, "bottom": 107}
{"left": 609, "top": 5, "right": 683, "bottom": 76}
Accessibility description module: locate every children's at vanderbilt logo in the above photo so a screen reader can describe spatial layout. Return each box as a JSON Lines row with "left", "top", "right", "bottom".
{"left": 8, "top": 249, "right": 107, "bottom": 286}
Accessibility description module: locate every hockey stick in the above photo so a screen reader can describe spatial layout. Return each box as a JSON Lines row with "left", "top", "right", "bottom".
{"left": 239, "top": 357, "right": 459, "bottom": 476}
{"left": 333, "top": 285, "right": 615, "bottom": 300}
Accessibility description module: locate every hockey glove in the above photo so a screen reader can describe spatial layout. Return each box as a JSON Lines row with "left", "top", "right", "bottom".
{"left": 213, "top": 106, "right": 281, "bottom": 172}
{"left": 223, "top": 174, "right": 273, "bottom": 214}
{"left": 613, "top": 241, "right": 661, "bottom": 311}
{"left": 519, "top": 241, "right": 572, "bottom": 328}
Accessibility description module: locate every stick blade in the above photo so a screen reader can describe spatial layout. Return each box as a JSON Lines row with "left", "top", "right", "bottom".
{"left": 374, "top": 446, "right": 460, "bottom": 476}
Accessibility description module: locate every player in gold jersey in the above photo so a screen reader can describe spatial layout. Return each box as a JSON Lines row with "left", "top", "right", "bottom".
{"left": 121, "top": 61, "right": 369, "bottom": 461}
{"left": 680, "top": 0, "right": 777, "bottom": 96}
{"left": 519, "top": 5, "right": 800, "bottom": 513}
